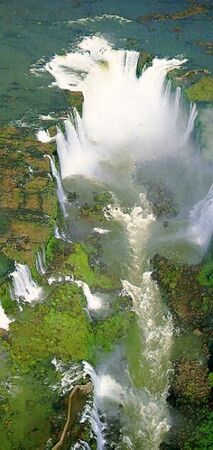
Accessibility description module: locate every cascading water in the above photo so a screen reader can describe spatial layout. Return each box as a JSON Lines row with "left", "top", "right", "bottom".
{"left": 108, "top": 200, "right": 173, "bottom": 449}
{"left": 0, "top": 303, "right": 14, "bottom": 329}
{"left": 46, "top": 154, "right": 68, "bottom": 216}
{"left": 83, "top": 361, "right": 125, "bottom": 450}
{"left": 43, "top": 36, "right": 205, "bottom": 448}
{"left": 36, "top": 248, "right": 46, "bottom": 275}
{"left": 45, "top": 36, "right": 196, "bottom": 181}
{"left": 188, "top": 183, "right": 213, "bottom": 251}
{"left": 10, "top": 263, "right": 43, "bottom": 303}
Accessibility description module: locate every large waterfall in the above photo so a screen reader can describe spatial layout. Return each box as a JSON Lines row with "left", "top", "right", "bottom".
{"left": 43, "top": 36, "right": 205, "bottom": 448}
{"left": 46, "top": 36, "right": 196, "bottom": 180}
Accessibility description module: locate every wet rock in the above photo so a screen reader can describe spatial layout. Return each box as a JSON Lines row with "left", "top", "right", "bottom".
{"left": 137, "top": 5, "right": 208, "bottom": 23}
{"left": 136, "top": 51, "right": 153, "bottom": 78}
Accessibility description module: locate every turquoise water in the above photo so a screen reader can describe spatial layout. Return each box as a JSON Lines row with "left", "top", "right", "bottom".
{"left": 0, "top": 0, "right": 212, "bottom": 125}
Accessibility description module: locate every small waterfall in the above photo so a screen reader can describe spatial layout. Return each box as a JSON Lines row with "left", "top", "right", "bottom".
{"left": 75, "top": 281, "right": 103, "bottom": 311}
{"left": 83, "top": 361, "right": 125, "bottom": 450}
{"left": 188, "top": 183, "right": 213, "bottom": 251}
{"left": 181, "top": 102, "right": 198, "bottom": 146}
{"left": 0, "top": 303, "right": 14, "bottom": 330}
{"left": 10, "top": 263, "right": 43, "bottom": 303}
{"left": 46, "top": 155, "right": 68, "bottom": 216}
{"left": 36, "top": 248, "right": 46, "bottom": 275}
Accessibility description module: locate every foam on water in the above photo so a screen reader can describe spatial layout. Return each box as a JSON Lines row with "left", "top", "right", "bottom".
{"left": 69, "top": 15, "right": 132, "bottom": 26}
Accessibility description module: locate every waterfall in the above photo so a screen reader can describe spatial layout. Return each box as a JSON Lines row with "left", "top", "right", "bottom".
{"left": 36, "top": 248, "right": 46, "bottom": 275}
{"left": 46, "top": 155, "right": 68, "bottom": 216}
{"left": 43, "top": 36, "right": 201, "bottom": 448}
{"left": 0, "top": 303, "right": 14, "bottom": 330}
{"left": 83, "top": 361, "right": 125, "bottom": 450}
{"left": 45, "top": 36, "right": 196, "bottom": 181}
{"left": 75, "top": 281, "right": 103, "bottom": 311}
{"left": 188, "top": 183, "right": 213, "bottom": 251}
{"left": 10, "top": 263, "right": 43, "bottom": 303}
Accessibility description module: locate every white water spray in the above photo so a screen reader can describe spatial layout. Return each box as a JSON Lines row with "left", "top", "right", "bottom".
{"left": 41, "top": 36, "right": 202, "bottom": 447}
{"left": 0, "top": 303, "right": 14, "bottom": 330}
{"left": 188, "top": 183, "right": 213, "bottom": 251}
{"left": 46, "top": 155, "right": 68, "bottom": 216}
{"left": 108, "top": 199, "right": 173, "bottom": 449}
{"left": 75, "top": 281, "right": 103, "bottom": 311}
{"left": 83, "top": 361, "right": 125, "bottom": 450}
{"left": 10, "top": 263, "right": 43, "bottom": 303}
{"left": 45, "top": 36, "right": 196, "bottom": 182}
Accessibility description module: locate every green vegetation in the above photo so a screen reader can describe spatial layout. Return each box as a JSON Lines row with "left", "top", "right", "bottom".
{"left": 0, "top": 359, "right": 59, "bottom": 450}
{"left": 186, "top": 77, "right": 213, "bottom": 102}
{"left": 67, "top": 243, "right": 120, "bottom": 290}
{"left": 94, "top": 312, "right": 131, "bottom": 352}
{"left": 8, "top": 284, "right": 94, "bottom": 371}
{"left": 80, "top": 191, "right": 112, "bottom": 223}
{"left": 0, "top": 283, "right": 19, "bottom": 317}
{"left": 184, "top": 412, "right": 213, "bottom": 449}
{"left": 197, "top": 261, "right": 213, "bottom": 287}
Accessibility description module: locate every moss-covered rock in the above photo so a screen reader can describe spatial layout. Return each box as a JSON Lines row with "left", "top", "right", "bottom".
{"left": 94, "top": 312, "right": 131, "bottom": 352}
{"left": 136, "top": 51, "right": 153, "bottom": 78}
{"left": 8, "top": 283, "right": 94, "bottom": 371}
{"left": 67, "top": 243, "right": 120, "bottom": 290}
{"left": 170, "top": 358, "right": 210, "bottom": 406}
{"left": 186, "top": 77, "right": 213, "bottom": 102}
{"left": 151, "top": 254, "right": 213, "bottom": 327}
{"left": 80, "top": 191, "right": 113, "bottom": 224}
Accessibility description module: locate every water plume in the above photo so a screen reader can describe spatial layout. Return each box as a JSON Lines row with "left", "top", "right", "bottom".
{"left": 45, "top": 36, "right": 196, "bottom": 181}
